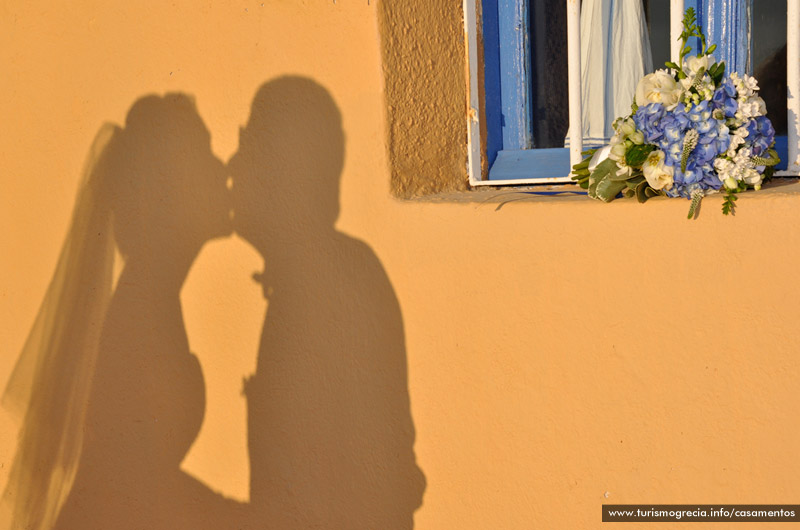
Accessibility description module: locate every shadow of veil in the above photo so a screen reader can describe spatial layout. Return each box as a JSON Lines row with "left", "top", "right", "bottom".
{"left": 229, "top": 77, "right": 426, "bottom": 529}
{"left": 2, "top": 94, "right": 244, "bottom": 530}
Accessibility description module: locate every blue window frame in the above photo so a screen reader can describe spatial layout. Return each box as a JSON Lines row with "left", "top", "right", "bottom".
{"left": 482, "top": 0, "right": 573, "bottom": 182}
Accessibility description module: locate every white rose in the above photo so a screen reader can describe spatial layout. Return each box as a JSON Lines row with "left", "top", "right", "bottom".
{"left": 642, "top": 150, "right": 674, "bottom": 190}
{"left": 683, "top": 54, "right": 714, "bottom": 76}
{"left": 635, "top": 70, "right": 684, "bottom": 108}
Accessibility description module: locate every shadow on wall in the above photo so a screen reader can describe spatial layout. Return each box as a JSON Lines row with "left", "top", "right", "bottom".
{"left": 230, "top": 76, "right": 426, "bottom": 529}
{"left": 3, "top": 77, "right": 425, "bottom": 530}
{"left": 3, "top": 94, "right": 242, "bottom": 530}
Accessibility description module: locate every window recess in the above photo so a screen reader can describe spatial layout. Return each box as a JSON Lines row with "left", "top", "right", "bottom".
{"left": 463, "top": 0, "right": 800, "bottom": 186}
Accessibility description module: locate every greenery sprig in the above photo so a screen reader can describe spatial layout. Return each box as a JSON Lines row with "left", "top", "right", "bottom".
{"left": 664, "top": 8, "right": 717, "bottom": 79}
{"left": 721, "top": 190, "right": 738, "bottom": 215}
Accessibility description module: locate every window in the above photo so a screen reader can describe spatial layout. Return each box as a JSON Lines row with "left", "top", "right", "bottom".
{"left": 463, "top": 0, "right": 800, "bottom": 186}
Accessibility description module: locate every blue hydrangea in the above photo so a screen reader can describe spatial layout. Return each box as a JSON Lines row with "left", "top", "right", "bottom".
{"left": 745, "top": 116, "right": 775, "bottom": 156}
{"left": 643, "top": 100, "right": 729, "bottom": 198}
{"left": 712, "top": 78, "right": 738, "bottom": 118}
{"left": 633, "top": 103, "right": 665, "bottom": 143}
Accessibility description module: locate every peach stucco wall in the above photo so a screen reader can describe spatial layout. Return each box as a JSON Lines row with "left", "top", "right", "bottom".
{"left": 3, "top": 2, "right": 800, "bottom": 529}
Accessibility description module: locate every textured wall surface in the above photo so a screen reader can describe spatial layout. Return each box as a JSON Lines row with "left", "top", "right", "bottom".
{"left": 3, "top": 1, "right": 800, "bottom": 529}
{"left": 378, "top": 1, "right": 470, "bottom": 197}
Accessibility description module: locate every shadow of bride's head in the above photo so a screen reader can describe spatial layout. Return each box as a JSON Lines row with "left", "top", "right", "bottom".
{"left": 103, "top": 93, "right": 231, "bottom": 261}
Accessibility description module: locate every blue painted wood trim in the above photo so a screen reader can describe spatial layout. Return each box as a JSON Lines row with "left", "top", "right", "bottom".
{"left": 697, "top": 0, "right": 751, "bottom": 74}
{"left": 774, "top": 135, "right": 788, "bottom": 170}
{"left": 497, "top": 0, "right": 532, "bottom": 150}
{"left": 481, "top": 0, "right": 503, "bottom": 166}
{"left": 488, "top": 148, "right": 570, "bottom": 180}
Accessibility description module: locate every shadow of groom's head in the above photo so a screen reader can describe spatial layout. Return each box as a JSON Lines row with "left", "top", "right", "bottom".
{"left": 229, "top": 77, "right": 345, "bottom": 241}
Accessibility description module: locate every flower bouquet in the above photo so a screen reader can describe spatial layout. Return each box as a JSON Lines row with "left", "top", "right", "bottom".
{"left": 572, "top": 8, "right": 780, "bottom": 217}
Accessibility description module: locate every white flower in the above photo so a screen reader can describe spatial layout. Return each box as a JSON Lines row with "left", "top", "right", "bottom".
{"left": 642, "top": 150, "right": 674, "bottom": 190}
{"left": 726, "top": 127, "right": 749, "bottom": 158}
{"left": 683, "top": 54, "right": 715, "bottom": 76}
{"left": 608, "top": 133, "right": 627, "bottom": 162}
{"left": 742, "top": 168, "right": 762, "bottom": 186}
{"left": 716, "top": 145, "right": 764, "bottom": 188}
{"left": 730, "top": 72, "right": 759, "bottom": 99}
{"left": 737, "top": 96, "right": 767, "bottom": 120}
{"left": 619, "top": 118, "right": 636, "bottom": 137}
{"left": 715, "top": 157, "right": 735, "bottom": 175}
{"left": 635, "top": 69, "right": 684, "bottom": 108}
{"left": 735, "top": 146, "right": 753, "bottom": 165}
{"left": 615, "top": 161, "right": 633, "bottom": 178}
{"left": 742, "top": 74, "right": 759, "bottom": 93}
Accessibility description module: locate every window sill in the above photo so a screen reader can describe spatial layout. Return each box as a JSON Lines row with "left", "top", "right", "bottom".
{"left": 405, "top": 177, "right": 800, "bottom": 206}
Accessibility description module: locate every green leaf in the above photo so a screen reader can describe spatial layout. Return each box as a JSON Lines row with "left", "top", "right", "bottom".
{"left": 665, "top": 61, "right": 680, "bottom": 70}
{"left": 608, "top": 170, "right": 634, "bottom": 182}
{"left": 635, "top": 182, "right": 662, "bottom": 203}
{"left": 571, "top": 151, "right": 596, "bottom": 182}
{"left": 722, "top": 190, "right": 737, "bottom": 215}
{"left": 706, "top": 44, "right": 717, "bottom": 54}
{"left": 711, "top": 61, "right": 726, "bottom": 84}
{"left": 625, "top": 175, "right": 646, "bottom": 189}
{"left": 594, "top": 176, "right": 628, "bottom": 203}
{"left": 587, "top": 158, "right": 618, "bottom": 198}
{"left": 573, "top": 159, "right": 591, "bottom": 170}
{"left": 590, "top": 158, "right": 617, "bottom": 181}
{"left": 635, "top": 181, "right": 650, "bottom": 203}
{"left": 625, "top": 144, "right": 656, "bottom": 168}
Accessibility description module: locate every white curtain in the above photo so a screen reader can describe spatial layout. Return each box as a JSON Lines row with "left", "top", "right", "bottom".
{"left": 567, "top": 0, "right": 654, "bottom": 147}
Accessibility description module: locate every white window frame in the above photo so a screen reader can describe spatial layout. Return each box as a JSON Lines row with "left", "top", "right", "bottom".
{"left": 463, "top": 0, "right": 800, "bottom": 185}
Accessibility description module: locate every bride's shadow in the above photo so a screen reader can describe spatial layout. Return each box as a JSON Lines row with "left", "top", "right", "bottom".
{"left": 229, "top": 77, "right": 426, "bottom": 529}
{"left": 3, "top": 94, "right": 244, "bottom": 530}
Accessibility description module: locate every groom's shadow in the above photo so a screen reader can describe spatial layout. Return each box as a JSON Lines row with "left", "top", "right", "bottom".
{"left": 229, "top": 77, "right": 426, "bottom": 529}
